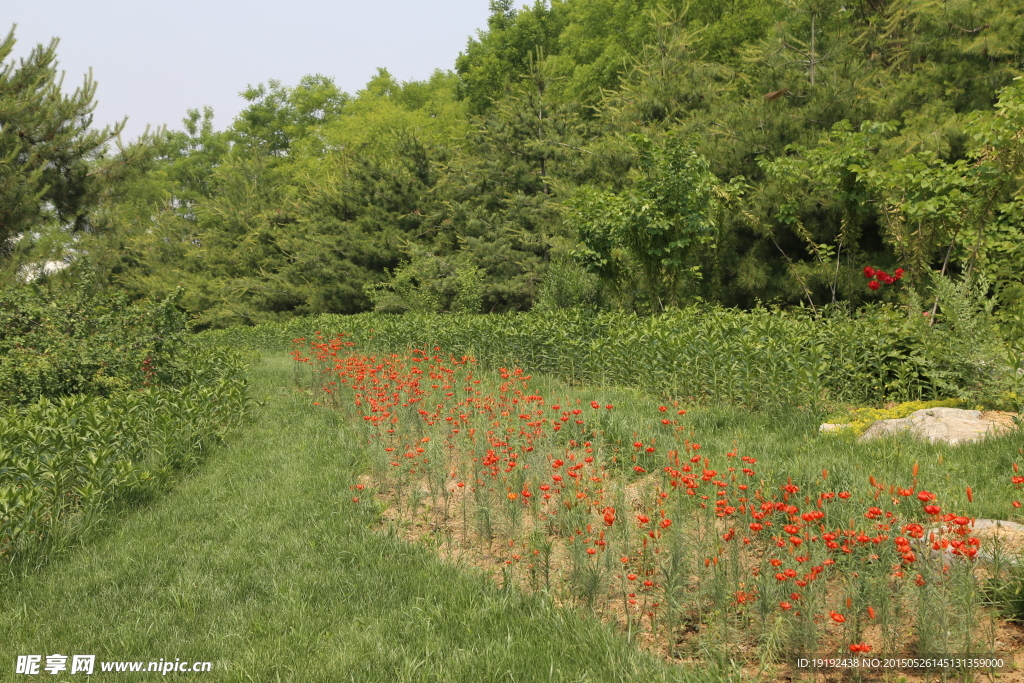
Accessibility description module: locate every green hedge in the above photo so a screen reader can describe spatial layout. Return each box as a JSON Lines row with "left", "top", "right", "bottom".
{"left": 0, "top": 285, "right": 189, "bottom": 405}
{"left": 201, "top": 304, "right": 1018, "bottom": 410}
{"left": 0, "top": 347, "right": 249, "bottom": 564}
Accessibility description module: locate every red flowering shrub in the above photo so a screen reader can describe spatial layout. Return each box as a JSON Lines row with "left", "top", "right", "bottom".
{"left": 863, "top": 265, "right": 905, "bottom": 291}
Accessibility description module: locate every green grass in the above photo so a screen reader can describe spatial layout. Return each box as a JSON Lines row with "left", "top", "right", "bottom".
{"left": 461, "top": 370, "right": 1024, "bottom": 520}
{"left": 0, "top": 354, "right": 706, "bottom": 683}
{"left": 4, "top": 347, "right": 1022, "bottom": 682}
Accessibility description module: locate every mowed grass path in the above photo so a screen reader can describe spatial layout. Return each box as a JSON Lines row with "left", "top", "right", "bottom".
{"left": 0, "top": 354, "right": 704, "bottom": 683}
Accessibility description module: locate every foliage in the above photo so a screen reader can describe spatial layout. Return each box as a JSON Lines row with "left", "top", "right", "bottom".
{"left": 0, "top": 279, "right": 251, "bottom": 565}
{"left": 0, "top": 347, "right": 249, "bottom": 566}
{"left": 202, "top": 303, "right": 1017, "bottom": 412}
{"left": 0, "top": 27, "right": 157, "bottom": 281}
{"left": 9, "top": 0, "right": 1023, "bottom": 321}
{"left": 533, "top": 255, "right": 601, "bottom": 311}
{"left": 0, "top": 282, "right": 192, "bottom": 404}
{"left": 568, "top": 131, "right": 725, "bottom": 310}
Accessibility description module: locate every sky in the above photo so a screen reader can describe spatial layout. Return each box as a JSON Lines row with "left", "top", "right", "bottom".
{"left": 4, "top": 0, "right": 492, "bottom": 142}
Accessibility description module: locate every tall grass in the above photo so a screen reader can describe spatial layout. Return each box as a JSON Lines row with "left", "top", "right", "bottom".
{"left": 204, "top": 305, "right": 1019, "bottom": 411}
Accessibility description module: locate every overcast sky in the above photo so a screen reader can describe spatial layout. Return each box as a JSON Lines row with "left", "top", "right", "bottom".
{"left": 5, "top": 0, "right": 492, "bottom": 141}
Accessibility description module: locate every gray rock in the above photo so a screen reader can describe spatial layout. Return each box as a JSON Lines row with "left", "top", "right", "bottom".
{"left": 915, "top": 407, "right": 982, "bottom": 420}
{"left": 858, "top": 407, "right": 1013, "bottom": 446}
{"left": 858, "top": 417, "right": 914, "bottom": 441}
{"left": 818, "top": 423, "right": 853, "bottom": 432}
{"left": 914, "top": 519, "right": 1024, "bottom": 566}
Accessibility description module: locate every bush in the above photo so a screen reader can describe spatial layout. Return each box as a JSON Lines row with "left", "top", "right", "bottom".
{"left": 0, "top": 283, "right": 251, "bottom": 568}
{"left": 0, "top": 346, "right": 249, "bottom": 567}
{"left": 202, "top": 302, "right": 1017, "bottom": 411}
{"left": 533, "top": 257, "right": 601, "bottom": 312}
{"left": 0, "top": 284, "right": 189, "bottom": 404}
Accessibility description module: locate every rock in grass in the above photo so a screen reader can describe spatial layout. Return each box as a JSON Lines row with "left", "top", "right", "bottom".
{"left": 915, "top": 519, "right": 1024, "bottom": 566}
{"left": 857, "top": 408, "right": 1016, "bottom": 446}
{"left": 818, "top": 423, "right": 853, "bottom": 432}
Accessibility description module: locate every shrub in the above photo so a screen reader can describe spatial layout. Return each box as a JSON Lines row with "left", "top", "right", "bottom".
{"left": 0, "top": 284, "right": 189, "bottom": 404}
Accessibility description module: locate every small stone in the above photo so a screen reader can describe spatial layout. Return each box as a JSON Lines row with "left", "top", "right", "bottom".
{"left": 818, "top": 423, "right": 853, "bottom": 432}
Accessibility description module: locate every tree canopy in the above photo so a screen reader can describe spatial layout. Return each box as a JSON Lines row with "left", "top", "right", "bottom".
{"left": 3, "top": 0, "right": 1023, "bottom": 324}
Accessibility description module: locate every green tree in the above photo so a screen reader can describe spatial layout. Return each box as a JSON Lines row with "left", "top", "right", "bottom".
{"left": 431, "top": 57, "right": 587, "bottom": 311}
{"left": 83, "top": 0, "right": 1024, "bottom": 317}
{"left": 231, "top": 75, "right": 349, "bottom": 155}
{"left": 456, "top": 1, "right": 568, "bottom": 114}
{"left": 568, "top": 130, "right": 723, "bottom": 311}
{"left": 0, "top": 27, "right": 151, "bottom": 275}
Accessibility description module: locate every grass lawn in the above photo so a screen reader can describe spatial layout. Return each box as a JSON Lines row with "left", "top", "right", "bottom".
{"left": 5, "top": 348, "right": 1023, "bottom": 681}
{"left": 0, "top": 353, "right": 704, "bottom": 683}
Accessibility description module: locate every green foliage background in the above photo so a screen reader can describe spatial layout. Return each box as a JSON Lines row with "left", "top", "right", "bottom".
{"left": 3, "top": 0, "right": 1024, "bottom": 325}
{"left": 0, "top": 285, "right": 250, "bottom": 569}
{"left": 201, "top": 301, "right": 1021, "bottom": 412}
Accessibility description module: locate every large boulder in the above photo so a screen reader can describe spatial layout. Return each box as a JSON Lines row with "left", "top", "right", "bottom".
{"left": 857, "top": 408, "right": 1017, "bottom": 446}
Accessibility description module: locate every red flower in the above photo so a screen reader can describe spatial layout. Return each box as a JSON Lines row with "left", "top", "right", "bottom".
{"left": 603, "top": 507, "right": 616, "bottom": 526}
{"left": 868, "top": 280, "right": 881, "bottom": 291}
{"left": 863, "top": 266, "right": 876, "bottom": 278}
{"left": 830, "top": 611, "right": 845, "bottom": 623}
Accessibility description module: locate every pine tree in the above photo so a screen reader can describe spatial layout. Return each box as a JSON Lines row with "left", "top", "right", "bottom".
{"left": 0, "top": 27, "right": 128, "bottom": 263}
